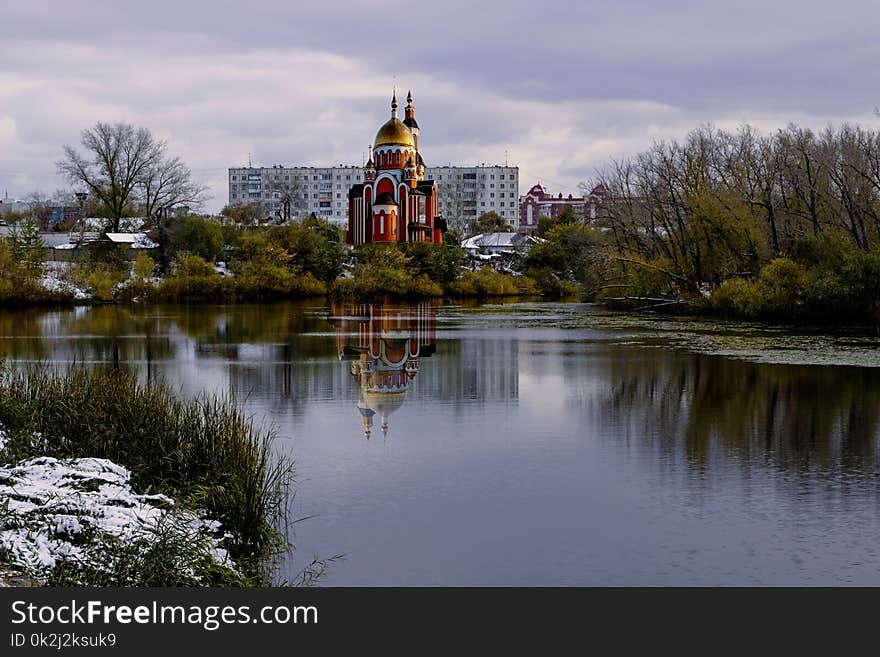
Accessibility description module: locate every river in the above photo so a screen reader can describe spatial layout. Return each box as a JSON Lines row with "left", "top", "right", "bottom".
{"left": 1, "top": 300, "right": 879, "bottom": 585}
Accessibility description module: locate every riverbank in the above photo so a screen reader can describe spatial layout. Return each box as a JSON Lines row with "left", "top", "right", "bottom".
{"left": 4, "top": 214, "right": 880, "bottom": 328}
{"left": 0, "top": 366, "right": 292, "bottom": 586}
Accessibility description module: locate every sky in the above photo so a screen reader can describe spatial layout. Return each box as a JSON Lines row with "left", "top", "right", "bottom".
{"left": 1, "top": 0, "right": 879, "bottom": 212}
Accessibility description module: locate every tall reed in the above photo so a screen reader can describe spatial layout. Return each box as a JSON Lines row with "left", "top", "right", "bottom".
{"left": 0, "top": 364, "right": 292, "bottom": 585}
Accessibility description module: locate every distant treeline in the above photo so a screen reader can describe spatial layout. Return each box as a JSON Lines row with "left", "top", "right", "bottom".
{"left": 590, "top": 123, "right": 880, "bottom": 324}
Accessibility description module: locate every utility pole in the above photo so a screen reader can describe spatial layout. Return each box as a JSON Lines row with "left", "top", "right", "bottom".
{"left": 75, "top": 191, "right": 88, "bottom": 252}
{"left": 158, "top": 205, "right": 170, "bottom": 273}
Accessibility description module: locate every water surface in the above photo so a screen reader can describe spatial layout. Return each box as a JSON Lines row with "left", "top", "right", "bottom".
{"left": 1, "top": 301, "right": 879, "bottom": 585}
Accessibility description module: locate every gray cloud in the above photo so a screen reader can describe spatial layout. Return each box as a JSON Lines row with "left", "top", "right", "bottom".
{"left": 2, "top": 1, "right": 879, "bottom": 209}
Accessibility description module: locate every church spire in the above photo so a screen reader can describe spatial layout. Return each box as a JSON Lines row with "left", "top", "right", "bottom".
{"left": 391, "top": 91, "right": 398, "bottom": 118}
{"left": 403, "top": 90, "right": 419, "bottom": 151}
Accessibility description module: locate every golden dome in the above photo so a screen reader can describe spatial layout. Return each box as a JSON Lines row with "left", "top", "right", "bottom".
{"left": 374, "top": 117, "right": 415, "bottom": 148}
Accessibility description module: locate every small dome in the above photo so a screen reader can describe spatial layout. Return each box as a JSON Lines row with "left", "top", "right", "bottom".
{"left": 363, "top": 390, "right": 409, "bottom": 417}
{"left": 374, "top": 117, "right": 415, "bottom": 148}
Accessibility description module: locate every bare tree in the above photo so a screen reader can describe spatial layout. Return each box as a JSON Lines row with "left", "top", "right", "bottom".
{"left": 57, "top": 122, "right": 164, "bottom": 232}
{"left": 265, "top": 174, "right": 304, "bottom": 223}
{"left": 23, "top": 191, "right": 52, "bottom": 230}
{"left": 437, "top": 173, "right": 468, "bottom": 232}
{"left": 139, "top": 155, "right": 209, "bottom": 220}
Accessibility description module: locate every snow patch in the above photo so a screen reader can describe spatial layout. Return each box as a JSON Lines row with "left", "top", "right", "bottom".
{"left": 0, "top": 457, "right": 234, "bottom": 583}
{"left": 39, "top": 268, "right": 90, "bottom": 300}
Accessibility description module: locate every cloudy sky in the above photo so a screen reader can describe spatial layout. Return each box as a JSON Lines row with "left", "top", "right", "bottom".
{"left": 2, "top": 0, "right": 879, "bottom": 211}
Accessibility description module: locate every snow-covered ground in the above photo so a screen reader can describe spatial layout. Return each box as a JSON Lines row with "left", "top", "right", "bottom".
{"left": 0, "top": 454, "right": 235, "bottom": 584}
{"left": 39, "top": 262, "right": 90, "bottom": 300}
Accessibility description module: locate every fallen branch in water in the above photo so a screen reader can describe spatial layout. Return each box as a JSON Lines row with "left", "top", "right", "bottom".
{"left": 586, "top": 284, "right": 634, "bottom": 295}
{"left": 613, "top": 257, "right": 696, "bottom": 289}
{"left": 601, "top": 296, "right": 696, "bottom": 312}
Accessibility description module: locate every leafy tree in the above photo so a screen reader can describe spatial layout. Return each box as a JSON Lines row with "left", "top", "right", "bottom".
{"left": 535, "top": 215, "right": 554, "bottom": 237}
{"left": 348, "top": 245, "right": 442, "bottom": 298}
{"left": 168, "top": 215, "right": 224, "bottom": 262}
{"left": 6, "top": 220, "right": 45, "bottom": 277}
{"left": 525, "top": 223, "right": 604, "bottom": 294}
{"left": 556, "top": 205, "right": 581, "bottom": 225}
{"left": 231, "top": 233, "right": 325, "bottom": 299}
{"left": 468, "top": 211, "right": 510, "bottom": 236}
{"left": 404, "top": 242, "right": 464, "bottom": 285}
{"left": 443, "top": 227, "right": 464, "bottom": 247}
{"left": 220, "top": 203, "right": 264, "bottom": 226}
{"left": 270, "top": 217, "right": 346, "bottom": 283}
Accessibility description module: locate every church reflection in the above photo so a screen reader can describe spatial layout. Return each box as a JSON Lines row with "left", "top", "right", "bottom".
{"left": 330, "top": 301, "right": 438, "bottom": 439}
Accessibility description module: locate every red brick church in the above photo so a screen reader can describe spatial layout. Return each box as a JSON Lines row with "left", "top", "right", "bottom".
{"left": 347, "top": 92, "right": 446, "bottom": 246}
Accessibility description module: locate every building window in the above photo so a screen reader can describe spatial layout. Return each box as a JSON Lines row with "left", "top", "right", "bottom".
{"left": 231, "top": 175, "right": 237, "bottom": 181}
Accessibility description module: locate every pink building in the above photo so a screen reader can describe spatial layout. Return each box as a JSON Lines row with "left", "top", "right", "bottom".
{"left": 518, "top": 183, "right": 610, "bottom": 231}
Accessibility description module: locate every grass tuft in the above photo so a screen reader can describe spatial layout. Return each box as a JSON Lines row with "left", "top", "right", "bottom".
{"left": 0, "top": 363, "right": 292, "bottom": 586}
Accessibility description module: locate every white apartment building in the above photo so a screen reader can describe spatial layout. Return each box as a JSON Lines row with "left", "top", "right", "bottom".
{"left": 228, "top": 164, "right": 518, "bottom": 228}
{"left": 425, "top": 165, "right": 519, "bottom": 230}
{"left": 228, "top": 165, "right": 363, "bottom": 224}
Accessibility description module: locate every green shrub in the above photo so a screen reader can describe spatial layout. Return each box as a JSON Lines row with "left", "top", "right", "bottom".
{"left": 168, "top": 215, "right": 225, "bottom": 262}
{"left": 525, "top": 267, "right": 580, "bottom": 297}
{"left": 710, "top": 257, "right": 810, "bottom": 319}
{"left": 269, "top": 218, "right": 346, "bottom": 283}
{"left": 235, "top": 262, "right": 326, "bottom": 300}
{"left": 447, "top": 267, "right": 537, "bottom": 297}
{"left": 0, "top": 233, "right": 72, "bottom": 307}
{"left": 158, "top": 254, "right": 232, "bottom": 302}
{"left": 403, "top": 242, "right": 464, "bottom": 285}
{"left": 231, "top": 233, "right": 326, "bottom": 299}
{"left": 85, "top": 268, "right": 126, "bottom": 302}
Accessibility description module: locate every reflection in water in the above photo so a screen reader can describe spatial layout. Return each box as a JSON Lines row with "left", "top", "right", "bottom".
{"left": 330, "top": 301, "right": 438, "bottom": 439}
{"left": 3, "top": 302, "right": 880, "bottom": 583}
{"left": 596, "top": 348, "right": 880, "bottom": 474}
